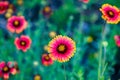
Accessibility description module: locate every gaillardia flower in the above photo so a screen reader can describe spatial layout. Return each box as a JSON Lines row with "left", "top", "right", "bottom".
{"left": 14, "top": 35, "right": 32, "bottom": 52}
{"left": 114, "top": 35, "right": 120, "bottom": 47}
{"left": 0, "top": 1, "right": 9, "bottom": 14}
{"left": 0, "top": 61, "right": 17, "bottom": 79}
{"left": 7, "top": 16, "right": 27, "bottom": 34}
{"left": 48, "top": 35, "right": 76, "bottom": 62}
{"left": 100, "top": 4, "right": 120, "bottom": 24}
{"left": 41, "top": 54, "right": 53, "bottom": 66}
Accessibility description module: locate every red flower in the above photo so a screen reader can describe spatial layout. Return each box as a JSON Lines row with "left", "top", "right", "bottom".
{"left": 0, "top": 62, "right": 17, "bottom": 79}
{"left": 7, "top": 16, "right": 27, "bottom": 34}
{"left": 0, "top": 1, "right": 9, "bottom": 14}
{"left": 100, "top": 4, "right": 120, "bottom": 24}
{"left": 14, "top": 35, "right": 32, "bottom": 52}
{"left": 114, "top": 35, "right": 120, "bottom": 47}
{"left": 41, "top": 54, "right": 53, "bottom": 66}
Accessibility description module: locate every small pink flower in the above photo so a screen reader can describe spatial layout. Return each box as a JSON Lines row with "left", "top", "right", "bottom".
{"left": 7, "top": 16, "right": 27, "bottom": 34}
{"left": 41, "top": 54, "right": 53, "bottom": 66}
{"left": 0, "top": 1, "right": 9, "bottom": 14}
{"left": 14, "top": 35, "right": 32, "bottom": 52}
{"left": 114, "top": 35, "right": 120, "bottom": 47}
{"left": 0, "top": 62, "right": 17, "bottom": 79}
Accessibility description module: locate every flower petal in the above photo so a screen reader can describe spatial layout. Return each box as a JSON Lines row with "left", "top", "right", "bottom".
{"left": 10, "top": 68, "right": 17, "bottom": 75}
{"left": 0, "top": 62, "right": 5, "bottom": 68}
{"left": 3, "top": 73, "right": 9, "bottom": 79}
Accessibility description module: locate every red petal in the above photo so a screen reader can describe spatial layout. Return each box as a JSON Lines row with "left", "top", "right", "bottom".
{"left": 0, "top": 62, "right": 5, "bottom": 68}
{"left": 10, "top": 68, "right": 17, "bottom": 75}
{"left": 3, "top": 73, "right": 9, "bottom": 79}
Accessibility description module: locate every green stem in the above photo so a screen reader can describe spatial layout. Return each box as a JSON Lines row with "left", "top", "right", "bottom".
{"left": 98, "top": 41, "right": 102, "bottom": 80}
{"left": 101, "top": 63, "right": 108, "bottom": 76}
{"left": 64, "top": 64, "right": 67, "bottom": 80}
{"left": 66, "top": 16, "right": 73, "bottom": 35}
{"left": 98, "top": 23, "right": 107, "bottom": 80}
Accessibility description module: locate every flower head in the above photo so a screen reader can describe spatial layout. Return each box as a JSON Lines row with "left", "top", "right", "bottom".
{"left": 7, "top": 16, "right": 27, "bottom": 34}
{"left": 33, "top": 61, "right": 39, "bottom": 67}
{"left": 34, "top": 74, "right": 41, "bottom": 80}
{"left": 44, "top": 45, "right": 49, "bottom": 52}
{"left": 41, "top": 54, "right": 53, "bottom": 66}
{"left": 17, "top": 0, "right": 23, "bottom": 5}
{"left": 8, "top": 4, "right": 15, "bottom": 12}
{"left": 14, "top": 35, "right": 32, "bottom": 52}
{"left": 49, "top": 31, "right": 56, "bottom": 38}
{"left": 0, "top": 1, "right": 9, "bottom": 14}
{"left": 48, "top": 35, "right": 76, "bottom": 62}
{"left": 0, "top": 62, "right": 17, "bottom": 79}
{"left": 100, "top": 4, "right": 120, "bottom": 24}
{"left": 114, "top": 35, "right": 120, "bottom": 47}
{"left": 87, "top": 36, "right": 93, "bottom": 43}
{"left": 102, "top": 41, "right": 108, "bottom": 47}
{"left": 42, "top": 6, "right": 52, "bottom": 18}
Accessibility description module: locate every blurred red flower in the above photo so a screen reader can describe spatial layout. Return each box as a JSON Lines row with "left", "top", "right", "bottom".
{"left": 14, "top": 35, "right": 32, "bottom": 52}
{"left": 41, "top": 54, "right": 53, "bottom": 66}
{"left": 0, "top": 1, "right": 9, "bottom": 14}
{"left": 114, "top": 35, "right": 120, "bottom": 47}
{"left": 0, "top": 62, "right": 17, "bottom": 79}
{"left": 7, "top": 16, "right": 27, "bottom": 34}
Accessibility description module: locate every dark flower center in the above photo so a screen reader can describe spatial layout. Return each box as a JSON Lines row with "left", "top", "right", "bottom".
{"left": 2, "top": 65, "right": 10, "bottom": 73}
{"left": 45, "top": 7, "right": 51, "bottom": 12}
{"left": 0, "top": 6, "right": 4, "bottom": 11}
{"left": 13, "top": 20, "right": 20, "bottom": 27}
{"left": 57, "top": 44, "right": 67, "bottom": 53}
{"left": 107, "top": 10, "right": 115, "bottom": 18}
{"left": 43, "top": 6, "right": 52, "bottom": 16}
{"left": 20, "top": 41, "right": 26, "bottom": 46}
{"left": 44, "top": 55, "right": 50, "bottom": 61}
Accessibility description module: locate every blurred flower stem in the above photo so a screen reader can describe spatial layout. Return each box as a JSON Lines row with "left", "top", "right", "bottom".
{"left": 64, "top": 64, "right": 67, "bottom": 80}
{"left": 98, "top": 40, "right": 102, "bottom": 80}
{"left": 66, "top": 15, "right": 74, "bottom": 35}
{"left": 98, "top": 23, "right": 108, "bottom": 80}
